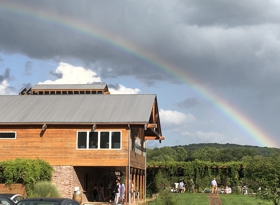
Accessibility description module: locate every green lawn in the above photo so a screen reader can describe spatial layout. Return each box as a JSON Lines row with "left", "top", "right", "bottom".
{"left": 147, "top": 193, "right": 274, "bottom": 205}
{"left": 173, "top": 193, "right": 209, "bottom": 205}
{"left": 219, "top": 194, "right": 272, "bottom": 205}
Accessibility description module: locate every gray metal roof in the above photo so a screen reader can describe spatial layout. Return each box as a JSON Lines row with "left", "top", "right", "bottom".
{"left": 0, "top": 94, "right": 156, "bottom": 124}
{"left": 32, "top": 84, "right": 107, "bottom": 90}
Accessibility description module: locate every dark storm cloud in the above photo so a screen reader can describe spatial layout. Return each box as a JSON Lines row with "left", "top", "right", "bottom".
{"left": 1, "top": 0, "right": 280, "bottom": 93}
{"left": 178, "top": 0, "right": 280, "bottom": 27}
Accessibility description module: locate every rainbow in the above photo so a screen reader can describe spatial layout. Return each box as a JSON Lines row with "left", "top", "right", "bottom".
{"left": 0, "top": 2, "right": 276, "bottom": 147}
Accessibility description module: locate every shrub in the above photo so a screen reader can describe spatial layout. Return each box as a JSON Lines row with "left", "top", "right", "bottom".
{"left": 28, "top": 181, "right": 60, "bottom": 197}
{"left": 152, "top": 190, "right": 177, "bottom": 205}
{"left": 0, "top": 158, "right": 53, "bottom": 194}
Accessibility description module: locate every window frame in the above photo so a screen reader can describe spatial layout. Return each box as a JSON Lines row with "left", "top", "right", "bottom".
{"left": 76, "top": 130, "right": 121, "bottom": 150}
{"left": 0, "top": 131, "right": 17, "bottom": 139}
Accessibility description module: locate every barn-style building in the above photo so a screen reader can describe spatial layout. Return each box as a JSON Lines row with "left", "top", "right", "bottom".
{"left": 0, "top": 84, "right": 164, "bottom": 204}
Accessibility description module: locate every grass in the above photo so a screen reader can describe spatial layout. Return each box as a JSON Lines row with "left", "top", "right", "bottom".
{"left": 147, "top": 193, "right": 274, "bottom": 205}
{"left": 147, "top": 192, "right": 208, "bottom": 205}
{"left": 219, "top": 194, "right": 272, "bottom": 205}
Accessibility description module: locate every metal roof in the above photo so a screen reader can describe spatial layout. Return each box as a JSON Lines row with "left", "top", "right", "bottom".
{"left": 32, "top": 84, "right": 107, "bottom": 90}
{"left": 0, "top": 94, "right": 156, "bottom": 124}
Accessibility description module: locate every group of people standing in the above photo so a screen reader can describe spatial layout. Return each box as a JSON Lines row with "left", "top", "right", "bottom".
{"left": 92, "top": 179, "right": 134, "bottom": 204}
{"left": 174, "top": 180, "right": 185, "bottom": 193}
{"left": 113, "top": 179, "right": 126, "bottom": 205}
{"left": 92, "top": 183, "right": 105, "bottom": 202}
{"left": 210, "top": 178, "right": 232, "bottom": 194}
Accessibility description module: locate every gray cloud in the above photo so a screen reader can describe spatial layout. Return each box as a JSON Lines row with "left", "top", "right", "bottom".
{"left": 108, "top": 83, "right": 121, "bottom": 90}
{"left": 24, "top": 61, "right": 33, "bottom": 75}
{"left": 0, "top": 68, "right": 12, "bottom": 82}
{"left": 176, "top": 97, "right": 200, "bottom": 109}
{"left": 178, "top": 0, "right": 280, "bottom": 27}
{"left": 49, "top": 70, "right": 62, "bottom": 79}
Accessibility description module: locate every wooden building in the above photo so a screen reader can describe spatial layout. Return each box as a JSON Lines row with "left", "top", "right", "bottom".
{"left": 0, "top": 84, "right": 164, "bottom": 204}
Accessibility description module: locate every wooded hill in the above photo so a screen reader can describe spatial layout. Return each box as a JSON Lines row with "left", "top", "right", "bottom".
{"left": 147, "top": 143, "right": 280, "bottom": 163}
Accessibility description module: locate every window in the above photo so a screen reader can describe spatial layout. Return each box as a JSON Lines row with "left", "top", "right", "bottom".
{"left": 77, "top": 132, "right": 87, "bottom": 148}
{"left": 77, "top": 131, "right": 121, "bottom": 149}
{"left": 0, "top": 132, "right": 16, "bottom": 139}
{"left": 100, "top": 132, "right": 109, "bottom": 148}
{"left": 112, "top": 132, "right": 120, "bottom": 148}
{"left": 89, "top": 132, "right": 98, "bottom": 149}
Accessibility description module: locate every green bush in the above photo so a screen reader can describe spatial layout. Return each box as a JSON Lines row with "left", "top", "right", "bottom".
{"left": 152, "top": 190, "right": 177, "bottom": 205}
{"left": 0, "top": 158, "right": 53, "bottom": 195}
{"left": 28, "top": 181, "right": 60, "bottom": 197}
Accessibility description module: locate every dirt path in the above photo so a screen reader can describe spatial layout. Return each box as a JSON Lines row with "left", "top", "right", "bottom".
{"left": 208, "top": 194, "right": 222, "bottom": 205}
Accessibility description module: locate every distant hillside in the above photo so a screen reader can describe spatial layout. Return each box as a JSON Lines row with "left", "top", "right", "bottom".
{"left": 147, "top": 143, "right": 280, "bottom": 163}
{"left": 173, "top": 143, "right": 280, "bottom": 156}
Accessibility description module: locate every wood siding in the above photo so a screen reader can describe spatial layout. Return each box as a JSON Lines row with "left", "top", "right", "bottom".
{"left": 0, "top": 125, "right": 130, "bottom": 166}
{"left": 130, "top": 126, "right": 146, "bottom": 170}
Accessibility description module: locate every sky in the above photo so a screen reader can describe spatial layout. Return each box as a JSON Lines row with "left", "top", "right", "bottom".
{"left": 1, "top": 0, "right": 280, "bottom": 149}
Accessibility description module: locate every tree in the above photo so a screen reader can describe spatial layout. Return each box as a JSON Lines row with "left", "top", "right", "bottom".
{"left": 175, "top": 146, "right": 188, "bottom": 162}
{"left": 192, "top": 147, "right": 221, "bottom": 162}
{"left": 244, "top": 156, "right": 280, "bottom": 205}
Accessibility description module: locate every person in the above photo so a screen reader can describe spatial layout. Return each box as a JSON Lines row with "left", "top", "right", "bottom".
{"left": 119, "top": 181, "right": 125, "bottom": 204}
{"left": 114, "top": 180, "right": 120, "bottom": 205}
{"left": 179, "top": 180, "right": 184, "bottom": 193}
{"left": 174, "top": 182, "right": 179, "bottom": 193}
{"left": 225, "top": 186, "right": 232, "bottom": 194}
{"left": 98, "top": 183, "right": 104, "bottom": 201}
{"left": 211, "top": 178, "right": 217, "bottom": 195}
{"left": 130, "top": 180, "right": 134, "bottom": 203}
{"left": 93, "top": 183, "right": 98, "bottom": 201}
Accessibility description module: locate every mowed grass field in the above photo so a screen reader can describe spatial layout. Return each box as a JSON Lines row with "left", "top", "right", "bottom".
{"left": 219, "top": 194, "right": 271, "bottom": 205}
{"left": 147, "top": 193, "right": 273, "bottom": 205}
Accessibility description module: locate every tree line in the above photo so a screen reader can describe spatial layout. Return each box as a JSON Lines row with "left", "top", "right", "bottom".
{"left": 147, "top": 143, "right": 280, "bottom": 163}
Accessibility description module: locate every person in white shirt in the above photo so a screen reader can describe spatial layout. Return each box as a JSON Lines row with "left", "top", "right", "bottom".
{"left": 174, "top": 182, "right": 179, "bottom": 193}
{"left": 211, "top": 178, "right": 217, "bottom": 195}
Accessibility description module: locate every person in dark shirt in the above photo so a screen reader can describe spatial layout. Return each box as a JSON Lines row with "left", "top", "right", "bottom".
{"left": 93, "top": 183, "right": 98, "bottom": 201}
{"left": 114, "top": 180, "right": 120, "bottom": 205}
